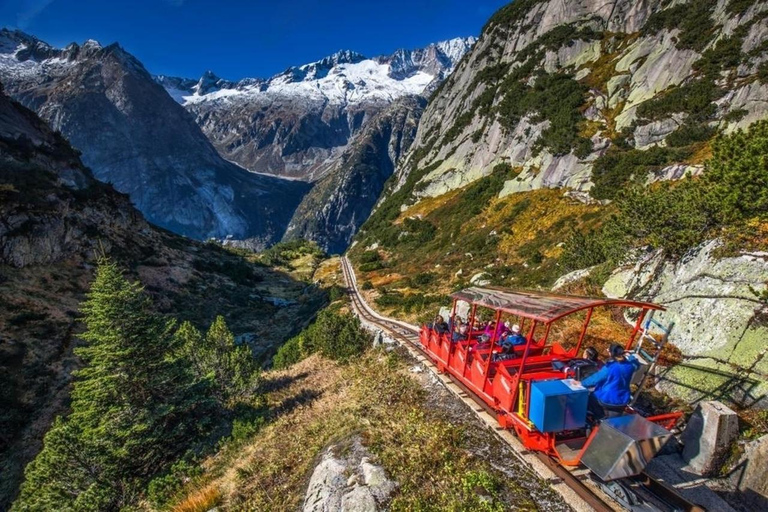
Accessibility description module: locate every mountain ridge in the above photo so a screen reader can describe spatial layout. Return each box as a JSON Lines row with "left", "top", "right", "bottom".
{"left": 0, "top": 27, "right": 309, "bottom": 245}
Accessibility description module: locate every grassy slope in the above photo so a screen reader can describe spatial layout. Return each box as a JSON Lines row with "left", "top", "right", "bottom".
{"left": 165, "top": 349, "right": 571, "bottom": 512}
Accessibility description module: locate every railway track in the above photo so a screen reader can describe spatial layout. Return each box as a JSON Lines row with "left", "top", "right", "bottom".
{"left": 339, "top": 256, "right": 705, "bottom": 512}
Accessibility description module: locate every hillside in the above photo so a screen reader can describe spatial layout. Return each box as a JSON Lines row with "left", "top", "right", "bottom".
{"left": 0, "top": 29, "right": 309, "bottom": 244}
{"left": 283, "top": 96, "right": 426, "bottom": 253}
{"left": 0, "top": 85, "right": 326, "bottom": 509}
{"left": 350, "top": 0, "right": 768, "bottom": 409}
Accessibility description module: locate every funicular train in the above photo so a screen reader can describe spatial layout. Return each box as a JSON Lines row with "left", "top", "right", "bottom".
{"left": 419, "top": 286, "right": 683, "bottom": 482}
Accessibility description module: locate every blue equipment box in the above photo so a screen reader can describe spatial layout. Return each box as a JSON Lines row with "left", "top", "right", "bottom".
{"left": 529, "top": 379, "right": 588, "bottom": 432}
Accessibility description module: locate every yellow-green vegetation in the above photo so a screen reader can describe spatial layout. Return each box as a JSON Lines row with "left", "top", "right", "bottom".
{"left": 164, "top": 350, "right": 562, "bottom": 511}
{"left": 352, "top": 164, "right": 602, "bottom": 322}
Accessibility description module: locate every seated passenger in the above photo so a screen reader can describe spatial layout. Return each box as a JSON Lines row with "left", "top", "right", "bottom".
{"left": 583, "top": 347, "right": 600, "bottom": 364}
{"left": 452, "top": 319, "right": 469, "bottom": 342}
{"left": 500, "top": 324, "right": 526, "bottom": 352}
{"left": 432, "top": 315, "right": 449, "bottom": 334}
{"left": 579, "top": 343, "right": 639, "bottom": 421}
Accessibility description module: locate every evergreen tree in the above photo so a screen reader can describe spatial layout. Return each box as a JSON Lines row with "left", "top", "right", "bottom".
{"left": 13, "top": 259, "right": 212, "bottom": 511}
{"left": 176, "top": 316, "right": 260, "bottom": 405}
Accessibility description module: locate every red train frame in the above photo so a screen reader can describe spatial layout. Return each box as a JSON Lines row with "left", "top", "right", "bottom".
{"left": 418, "top": 286, "right": 682, "bottom": 466}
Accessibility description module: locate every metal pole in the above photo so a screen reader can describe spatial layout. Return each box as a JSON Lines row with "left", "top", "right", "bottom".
{"left": 449, "top": 298, "right": 457, "bottom": 337}
{"left": 626, "top": 308, "right": 648, "bottom": 351}
{"left": 462, "top": 304, "right": 477, "bottom": 377}
{"left": 483, "top": 309, "right": 503, "bottom": 388}
{"left": 574, "top": 307, "right": 594, "bottom": 357}
{"left": 517, "top": 320, "right": 538, "bottom": 378}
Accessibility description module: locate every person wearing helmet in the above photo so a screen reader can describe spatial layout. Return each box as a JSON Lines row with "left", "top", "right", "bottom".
{"left": 580, "top": 343, "right": 640, "bottom": 420}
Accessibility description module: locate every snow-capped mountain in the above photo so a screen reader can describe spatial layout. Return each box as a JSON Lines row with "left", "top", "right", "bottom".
{"left": 155, "top": 37, "right": 476, "bottom": 182}
{"left": 0, "top": 28, "right": 309, "bottom": 243}
{"left": 158, "top": 38, "right": 475, "bottom": 108}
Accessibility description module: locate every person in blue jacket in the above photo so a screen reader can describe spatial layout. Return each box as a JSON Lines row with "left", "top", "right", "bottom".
{"left": 580, "top": 343, "right": 639, "bottom": 420}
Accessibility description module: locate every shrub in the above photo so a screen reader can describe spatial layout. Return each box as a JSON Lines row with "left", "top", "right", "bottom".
{"left": 359, "top": 250, "right": 382, "bottom": 264}
{"left": 412, "top": 272, "right": 436, "bottom": 287}
{"left": 272, "top": 335, "right": 304, "bottom": 370}
{"left": 563, "top": 119, "right": 768, "bottom": 267}
{"left": 273, "top": 310, "right": 371, "bottom": 368}
{"left": 361, "top": 280, "right": 374, "bottom": 290}
{"left": 590, "top": 146, "right": 692, "bottom": 199}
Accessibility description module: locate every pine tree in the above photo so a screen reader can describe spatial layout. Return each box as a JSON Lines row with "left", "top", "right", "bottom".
{"left": 13, "top": 259, "right": 212, "bottom": 511}
{"left": 176, "top": 316, "right": 260, "bottom": 405}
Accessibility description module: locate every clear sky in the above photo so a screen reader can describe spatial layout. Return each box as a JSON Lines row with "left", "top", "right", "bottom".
{"left": 1, "top": 0, "right": 510, "bottom": 80}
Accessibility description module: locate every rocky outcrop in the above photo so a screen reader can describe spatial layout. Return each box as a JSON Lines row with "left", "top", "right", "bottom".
{"left": 303, "top": 437, "right": 395, "bottom": 512}
{"left": 0, "top": 28, "right": 309, "bottom": 243}
{"left": 283, "top": 97, "right": 425, "bottom": 253}
{"left": 601, "top": 240, "right": 768, "bottom": 408}
{"left": 384, "top": 0, "right": 768, "bottom": 206}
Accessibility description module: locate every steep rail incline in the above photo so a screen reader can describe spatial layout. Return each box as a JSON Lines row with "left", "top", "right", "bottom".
{"left": 340, "top": 257, "right": 616, "bottom": 512}
{"left": 340, "top": 256, "right": 707, "bottom": 512}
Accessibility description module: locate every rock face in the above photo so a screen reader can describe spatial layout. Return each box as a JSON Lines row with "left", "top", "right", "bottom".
{"left": 601, "top": 241, "right": 768, "bottom": 407}
{"left": 382, "top": 0, "right": 768, "bottom": 206}
{"left": 283, "top": 97, "right": 425, "bottom": 253}
{"left": 303, "top": 437, "right": 395, "bottom": 512}
{"left": 158, "top": 39, "right": 474, "bottom": 183}
{"left": 0, "top": 29, "right": 309, "bottom": 243}
{"left": 681, "top": 401, "right": 739, "bottom": 476}
{"left": 736, "top": 434, "right": 768, "bottom": 507}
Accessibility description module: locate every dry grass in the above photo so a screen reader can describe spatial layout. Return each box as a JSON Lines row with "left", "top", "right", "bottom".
{"left": 168, "top": 350, "right": 558, "bottom": 511}
{"left": 171, "top": 485, "right": 221, "bottom": 512}
{"left": 397, "top": 187, "right": 463, "bottom": 222}
{"left": 485, "top": 189, "right": 602, "bottom": 263}
{"left": 313, "top": 256, "right": 342, "bottom": 286}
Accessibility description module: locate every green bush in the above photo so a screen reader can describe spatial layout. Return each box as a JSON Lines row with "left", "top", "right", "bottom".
{"left": 361, "top": 280, "right": 374, "bottom": 290}
{"left": 359, "top": 261, "right": 385, "bottom": 272}
{"left": 147, "top": 459, "right": 203, "bottom": 509}
{"left": 359, "top": 250, "right": 382, "bottom": 264}
{"left": 272, "top": 310, "right": 371, "bottom": 368}
{"left": 563, "top": 120, "right": 768, "bottom": 268}
{"left": 590, "top": 146, "right": 692, "bottom": 199}
{"left": 272, "top": 335, "right": 304, "bottom": 370}
{"left": 327, "top": 284, "right": 347, "bottom": 303}
{"left": 412, "top": 272, "right": 436, "bottom": 287}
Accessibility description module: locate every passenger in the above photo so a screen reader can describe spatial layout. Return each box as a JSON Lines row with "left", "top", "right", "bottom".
{"left": 579, "top": 343, "right": 639, "bottom": 421}
{"left": 433, "top": 315, "right": 449, "bottom": 334}
{"left": 501, "top": 324, "right": 526, "bottom": 352}
{"left": 583, "top": 347, "right": 599, "bottom": 363}
{"left": 452, "top": 318, "right": 468, "bottom": 342}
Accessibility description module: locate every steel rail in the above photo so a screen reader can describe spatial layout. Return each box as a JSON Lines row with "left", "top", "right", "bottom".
{"left": 339, "top": 257, "right": 705, "bottom": 512}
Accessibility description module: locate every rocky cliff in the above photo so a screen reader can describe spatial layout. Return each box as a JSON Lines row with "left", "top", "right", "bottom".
{"left": 158, "top": 38, "right": 474, "bottom": 183}
{"left": 283, "top": 96, "right": 426, "bottom": 254}
{"left": 387, "top": 0, "right": 768, "bottom": 202}
{"left": 0, "top": 29, "right": 309, "bottom": 243}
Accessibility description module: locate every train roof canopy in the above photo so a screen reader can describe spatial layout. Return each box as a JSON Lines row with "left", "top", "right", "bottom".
{"left": 451, "top": 286, "right": 664, "bottom": 323}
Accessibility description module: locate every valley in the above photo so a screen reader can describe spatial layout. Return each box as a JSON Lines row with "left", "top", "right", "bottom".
{"left": 2, "top": 0, "right": 768, "bottom": 510}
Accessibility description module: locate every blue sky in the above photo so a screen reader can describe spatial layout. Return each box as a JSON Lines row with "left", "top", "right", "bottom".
{"left": 1, "top": 0, "right": 510, "bottom": 80}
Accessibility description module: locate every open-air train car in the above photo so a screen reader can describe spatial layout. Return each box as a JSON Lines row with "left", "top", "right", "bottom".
{"left": 419, "top": 286, "right": 682, "bottom": 481}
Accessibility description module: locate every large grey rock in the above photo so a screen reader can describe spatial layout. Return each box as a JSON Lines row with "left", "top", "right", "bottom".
{"left": 302, "top": 437, "right": 395, "bottom": 512}
{"left": 737, "top": 434, "right": 768, "bottom": 508}
{"left": 603, "top": 240, "right": 768, "bottom": 407}
{"left": 340, "top": 486, "right": 377, "bottom": 512}
{"left": 681, "top": 401, "right": 739, "bottom": 477}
